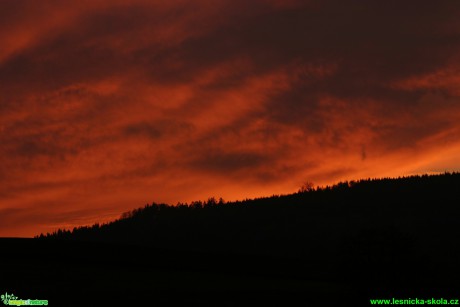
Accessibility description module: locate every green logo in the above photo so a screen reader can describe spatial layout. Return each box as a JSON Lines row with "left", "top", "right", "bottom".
{"left": 1, "top": 293, "right": 48, "bottom": 306}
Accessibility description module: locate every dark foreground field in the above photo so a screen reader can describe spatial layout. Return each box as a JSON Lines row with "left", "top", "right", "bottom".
{"left": 2, "top": 238, "right": 457, "bottom": 306}
{"left": 1, "top": 238, "right": 357, "bottom": 306}
{"left": 2, "top": 174, "right": 460, "bottom": 306}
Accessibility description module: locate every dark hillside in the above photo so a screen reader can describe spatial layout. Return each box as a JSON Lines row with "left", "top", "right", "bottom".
{"left": 3, "top": 173, "right": 458, "bottom": 306}
{"left": 30, "top": 173, "right": 460, "bottom": 304}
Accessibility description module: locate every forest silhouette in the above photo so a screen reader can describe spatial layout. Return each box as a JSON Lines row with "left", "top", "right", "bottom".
{"left": 3, "top": 173, "right": 459, "bottom": 306}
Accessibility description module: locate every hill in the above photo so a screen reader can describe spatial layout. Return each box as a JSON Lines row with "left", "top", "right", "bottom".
{"left": 3, "top": 173, "right": 460, "bottom": 306}
{"left": 42, "top": 173, "right": 460, "bottom": 261}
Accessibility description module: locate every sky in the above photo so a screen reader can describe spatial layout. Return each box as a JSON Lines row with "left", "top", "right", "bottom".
{"left": 1, "top": 0, "right": 460, "bottom": 237}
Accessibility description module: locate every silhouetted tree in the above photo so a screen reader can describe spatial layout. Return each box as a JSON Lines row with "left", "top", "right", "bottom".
{"left": 298, "top": 181, "right": 315, "bottom": 193}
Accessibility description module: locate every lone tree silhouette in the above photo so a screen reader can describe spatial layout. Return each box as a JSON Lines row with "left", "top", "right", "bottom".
{"left": 298, "top": 181, "right": 315, "bottom": 193}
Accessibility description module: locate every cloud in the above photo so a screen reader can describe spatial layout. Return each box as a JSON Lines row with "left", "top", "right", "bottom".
{"left": 122, "top": 120, "right": 194, "bottom": 140}
{"left": 1, "top": 0, "right": 460, "bottom": 236}
{"left": 393, "top": 67, "right": 460, "bottom": 96}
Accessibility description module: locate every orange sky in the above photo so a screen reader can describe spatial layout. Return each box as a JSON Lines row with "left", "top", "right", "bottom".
{"left": 1, "top": 0, "right": 460, "bottom": 237}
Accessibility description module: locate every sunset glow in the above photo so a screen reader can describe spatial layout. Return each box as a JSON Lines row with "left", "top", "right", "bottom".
{"left": 1, "top": 0, "right": 460, "bottom": 237}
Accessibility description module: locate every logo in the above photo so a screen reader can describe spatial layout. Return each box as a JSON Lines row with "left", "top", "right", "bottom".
{"left": 1, "top": 293, "right": 48, "bottom": 306}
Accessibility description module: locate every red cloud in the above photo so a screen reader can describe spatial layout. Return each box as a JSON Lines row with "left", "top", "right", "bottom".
{"left": 1, "top": 0, "right": 460, "bottom": 236}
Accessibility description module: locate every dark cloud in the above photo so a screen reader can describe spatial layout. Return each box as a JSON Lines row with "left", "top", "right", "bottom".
{"left": 122, "top": 120, "right": 194, "bottom": 140}
{"left": 189, "top": 150, "right": 270, "bottom": 174}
